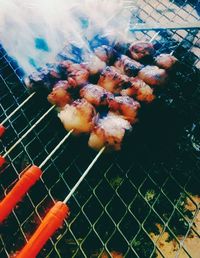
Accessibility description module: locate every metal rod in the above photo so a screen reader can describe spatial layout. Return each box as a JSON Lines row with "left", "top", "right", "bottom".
{"left": 39, "top": 129, "right": 74, "bottom": 168}
{"left": 3, "top": 105, "right": 55, "bottom": 158}
{"left": 149, "top": 31, "right": 175, "bottom": 55}
{"left": 1, "top": 92, "right": 36, "bottom": 125}
{"left": 130, "top": 22, "right": 200, "bottom": 31}
{"left": 63, "top": 146, "right": 105, "bottom": 204}
{"left": 149, "top": 32, "right": 160, "bottom": 43}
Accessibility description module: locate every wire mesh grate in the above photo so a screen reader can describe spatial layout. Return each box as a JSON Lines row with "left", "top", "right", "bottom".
{"left": 0, "top": 1, "right": 200, "bottom": 257}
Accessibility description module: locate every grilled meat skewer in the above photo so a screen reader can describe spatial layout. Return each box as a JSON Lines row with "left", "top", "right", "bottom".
{"left": 58, "top": 99, "right": 96, "bottom": 135}
{"left": 114, "top": 54, "right": 143, "bottom": 76}
{"left": 138, "top": 65, "right": 167, "bottom": 86}
{"left": 98, "top": 66, "right": 128, "bottom": 94}
{"left": 121, "top": 77, "right": 155, "bottom": 103}
{"left": 108, "top": 96, "right": 140, "bottom": 124}
{"left": 47, "top": 80, "right": 73, "bottom": 108}
{"left": 88, "top": 112, "right": 132, "bottom": 151}
{"left": 155, "top": 54, "right": 178, "bottom": 70}
{"left": 129, "top": 41, "right": 155, "bottom": 61}
{"left": 80, "top": 84, "right": 113, "bottom": 106}
{"left": 94, "top": 45, "right": 117, "bottom": 64}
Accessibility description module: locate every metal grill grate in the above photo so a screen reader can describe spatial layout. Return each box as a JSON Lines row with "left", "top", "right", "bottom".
{"left": 0, "top": 1, "right": 200, "bottom": 257}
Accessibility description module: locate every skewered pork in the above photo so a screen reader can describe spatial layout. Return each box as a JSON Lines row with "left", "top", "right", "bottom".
{"left": 47, "top": 80, "right": 73, "bottom": 108}
{"left": 155, "top": 54, "right": 178, "bottom": 70}
{"left": 58, "top": 99, "right": 96, "bottom": 135}
{"left": 121, "top": 77, "right": 155, "bottom": 103}
{"left": 114, "top": 55, "right": 143, "bottom": 76}
{"left": 80, "top": 84, "right": 113, "bottom": 106}
{"left": 138, "top": 66, "right": 167, "bottom": 86}
{"left": 129, "top": 41, "right": 155, "bottom": 61}
{"left": 88, "top": 112, "right": 132, "bottom": 151}
{"left": 108, "top": 96, "right": 140, "bottom": 124}
{"left": 98, "top": 66, "right": 128, "bottom": 94}
{"left": 85, "top": 56, "right": 106, "bottom": 75}
{"left": 25, "top": 40, "right": 179, "bottom": 152}
{"left": 61, "top": 61, "right": 89, "bottom": 86}
{"left": 94, "top": 45, "right": 117, "bottom": 64}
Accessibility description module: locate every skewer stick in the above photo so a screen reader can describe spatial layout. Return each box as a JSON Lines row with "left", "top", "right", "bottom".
{"left": 149, "top": 31, "right": 175, "bottom": 56}
{"left": 0, "top": 105, "right": 55, "bottom": 168}
{"left": 38, "top": 130, "right": 74, "bottom": 169}
{"left": 16, "top": 146, "right": 105, "bottom": 258}
{"left": 0, "top": 130, "right": 73, "bottom": 223}
{"left": 0, "top": 92, "right": 35, "bottom": 137}
{"left": 63, "top": 146, "right": 105, "bottom": 204}
{"left": 149, "top": 31, "right": 160, "bottom": 43}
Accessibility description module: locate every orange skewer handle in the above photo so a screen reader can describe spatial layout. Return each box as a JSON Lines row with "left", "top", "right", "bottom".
{"left": 0, "top": 124, "right": 5, "bottom": 137}
{"left": 0, "top": 165, "right": 42, "bottom": 223}
{"left": 16, "top": 201, "right": 70, "bottom": 258}
{"left": 0, "top": 155, "right": 6, "bottom": 168}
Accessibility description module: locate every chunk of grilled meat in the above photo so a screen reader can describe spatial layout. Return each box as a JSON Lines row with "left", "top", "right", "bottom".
{"left": 121, "top": 77, "right": 155, "bottom": 103}
{"left": 85, "top": 56, "right": 106, "bottom": 75}
{"left": 138, "top": 66, "right": 167, "bottom": 86}
{"left": 88, "top": 112, "right": 132, "bottom": 151}
{"left": 61, "top": 61, "right": 89, "bottom": 87}
{"left": 129, "top": 41, "right": 155, "bottom": 61}
{"left": 58, "top": 99, "right": 96, "bottom": 135}
{"left": 98, "top": 66, "right": 128, "bottom": 94}
{"left": 80, "top": 84, "right": 113, "bottom": 106}
{"left": 94, "top": 45, "right": 117, "bottom": 64}
{"left": 47, "top": 80, "right": 73, "bottom": 108}
{"left": 25, "top": 63, "right": 67, "bottom": 92}
{"left": 60, "top": 60, "right": 87, "bottom": 73}
{"left": 68, "top": 69, "right": 89, "bottom": 86}
{"left": 108, "top": 96, "right": 140, "bottom": 124}
{"left": 114, "top": 55, "right": 143, "bottom": 76}
{"left": 155, "top": 54, "right": 178, "bottom": 70}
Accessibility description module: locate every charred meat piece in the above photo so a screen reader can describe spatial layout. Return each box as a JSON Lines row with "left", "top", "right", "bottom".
{"left": 129, "top": 41, "right": 155, "bottom": 61}
{"left": 58, "top": 99, "right": 96, "bottom": 135}
{"left": 85, "top": 56, "right": 106, "bottom": 75}
{"left": 25, "top": 63, "right": 67, "bottom": 92}
{"left": 94, "top": 45, "right": 117, "bottom": 64}
{"left": 115, "top": 55, "right": 143, "bottom": 76}
{"left": 61, "top": 60, "right": 89, "bottom": 86}
{"left": 61, "top": 60, "right": 87, "bottom": 73}
{"left": 121, "top": 77, "right": 155, "bottom": 103}
{"left": 47, "top": 80, "right": 73, "bottom": 108}
{"left": 80, "top": 84, "right": 113, "bottom": 106}
{"left": 68, "top": 69, "right": 89, "bottom": 86}
{"left": 138, "top": 66, "right": 167, "bottom": 86}
{"left": 155, "top": 54, "right": 178, "bottom": 70}
{"left": 108, "top": 96, "right": 140, "bottom": 124}
{"left": 98, "top": 66, "right": 128, "bottom": 94}
{"left": 88, "top": 112, "right": 132, "bottom": 151}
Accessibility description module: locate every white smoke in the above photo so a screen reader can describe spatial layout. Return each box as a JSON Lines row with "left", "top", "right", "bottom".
{"left": 0, "top": 0, "right": 133, "bottom": 75}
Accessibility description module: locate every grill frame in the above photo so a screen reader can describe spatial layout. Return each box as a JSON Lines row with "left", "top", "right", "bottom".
{"left": 0, "top": 1, "right": 200, "bottom": 257}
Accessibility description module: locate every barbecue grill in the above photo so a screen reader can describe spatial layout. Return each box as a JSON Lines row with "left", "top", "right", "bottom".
{"left": 0, "top": 0, "right": 200, "bottom": 257}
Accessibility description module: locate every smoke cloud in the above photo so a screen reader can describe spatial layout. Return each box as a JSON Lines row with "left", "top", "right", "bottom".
{"left": 0, "top": 0, "right": 133, "bottom": 75}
